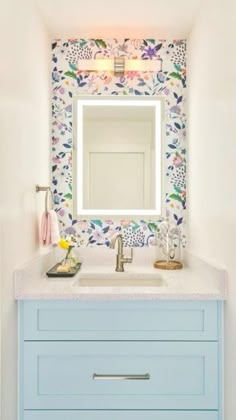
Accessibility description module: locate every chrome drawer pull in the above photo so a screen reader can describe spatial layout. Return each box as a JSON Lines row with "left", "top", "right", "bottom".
{"left": 93, "top": 373, "right": 150, "bottom": 381}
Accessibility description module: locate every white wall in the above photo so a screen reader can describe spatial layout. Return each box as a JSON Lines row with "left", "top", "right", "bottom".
{"left": 188, "top": 0, "right": 236, "bottom": 417}
{"left": 0, "top": 0, "right": 50, "bottom": 418}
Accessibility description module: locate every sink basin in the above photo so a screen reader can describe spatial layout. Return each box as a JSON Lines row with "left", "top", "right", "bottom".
{"left": 75, "top": 266, "right": 166, "bottom": 288}
{"left": 78, "top": 277, "right": 165, "bottom": 287}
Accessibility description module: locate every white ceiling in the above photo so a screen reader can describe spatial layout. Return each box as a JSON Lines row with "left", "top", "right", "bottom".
{"left": 85, "top": 105, "right": 155, "bottom": 122}
{"left": 35, "top": 0, "right": 203, "bottom": 39}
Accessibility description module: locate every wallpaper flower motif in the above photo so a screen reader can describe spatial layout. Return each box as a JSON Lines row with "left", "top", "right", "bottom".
{"left": 51, "top": 39, "right": 187, "bottom": 247}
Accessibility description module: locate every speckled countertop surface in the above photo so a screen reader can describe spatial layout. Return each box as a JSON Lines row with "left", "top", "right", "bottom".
{"left": 14, "top": 247, "right": 227, "bottom": 300}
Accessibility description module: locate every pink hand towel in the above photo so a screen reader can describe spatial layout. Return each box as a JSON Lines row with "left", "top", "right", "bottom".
{"left": 41, "top": 212, "right": 51, "bottom": 245}
{"left": 40, "top": 210, "right": 60, "bottom": 246}
{"left": 48, "top": 209, "right": 60, "bottom": 246}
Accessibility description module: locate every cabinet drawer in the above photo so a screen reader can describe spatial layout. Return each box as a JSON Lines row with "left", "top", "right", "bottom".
{"left": 24, "top": 341, "right": 218, "bottom": 410}
{"left": 24, "top": 410, "right": 219, "bottom": 420}
{"left": 22, "top": 300, "right": 218, "bottom": 341}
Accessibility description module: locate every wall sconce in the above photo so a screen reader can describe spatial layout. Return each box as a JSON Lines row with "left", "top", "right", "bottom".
{"left": 78, "top": 56, "right": 163, "bottom": 77}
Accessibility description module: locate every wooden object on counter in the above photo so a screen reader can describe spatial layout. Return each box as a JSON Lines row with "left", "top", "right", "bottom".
{"left": 154, "top": 260, "right": 183, "bottom": 270}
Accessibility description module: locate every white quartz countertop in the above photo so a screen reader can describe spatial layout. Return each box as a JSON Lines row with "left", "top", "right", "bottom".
{"left": 14, "top": 247, "right": 227, "bottom": 301}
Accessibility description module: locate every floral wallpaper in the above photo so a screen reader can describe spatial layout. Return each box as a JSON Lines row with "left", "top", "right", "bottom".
{"left": 51, "top": 39, "right": 186, "bottom": 247}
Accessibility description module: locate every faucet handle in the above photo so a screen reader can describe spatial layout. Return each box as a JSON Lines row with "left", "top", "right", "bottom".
{"left": 123, "top": 247, "right": 133, "bottom": 264}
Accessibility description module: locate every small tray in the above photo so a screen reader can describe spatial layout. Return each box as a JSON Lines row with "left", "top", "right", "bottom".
{"left": 153, "top": 260, "right": 183, "bottom": 270}
{"left": 46, "top": 262, "right": 82, "bottom": 278}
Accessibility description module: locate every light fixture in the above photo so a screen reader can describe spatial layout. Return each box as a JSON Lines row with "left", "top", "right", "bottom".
{"left": 78, "top": 56, "right": 163, "bottom": 76}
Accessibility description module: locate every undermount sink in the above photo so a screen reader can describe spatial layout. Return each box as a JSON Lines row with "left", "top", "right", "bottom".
{"left": 75, "top": 266, "right": 167, "bottom": 288}
{"left": 78, "top": 277, "right": 165, "bottom": 288}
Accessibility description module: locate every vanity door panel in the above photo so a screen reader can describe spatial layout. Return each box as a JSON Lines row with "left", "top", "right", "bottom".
{"left": 24, "top": 341, "right": 218, "bottom": 410}
{"left": 22, "top": 300, "right": 218, "bottom": 341}
{"left": 24, "top": 410, "right": 219, "bottom": 420}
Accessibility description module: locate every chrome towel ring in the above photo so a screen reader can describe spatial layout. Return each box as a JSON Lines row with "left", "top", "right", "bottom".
{"left": 36, "top": 185, "right": 54, "bottom": 213}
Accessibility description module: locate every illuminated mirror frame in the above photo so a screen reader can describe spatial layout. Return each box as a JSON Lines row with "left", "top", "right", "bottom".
{"left": 73, "top": 96, "right": 164, "bottom": 217}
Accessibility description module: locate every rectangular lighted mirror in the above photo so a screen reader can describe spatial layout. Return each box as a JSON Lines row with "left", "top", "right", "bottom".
{"left": 74, "top": 96, "right": 163, "bottom": 217}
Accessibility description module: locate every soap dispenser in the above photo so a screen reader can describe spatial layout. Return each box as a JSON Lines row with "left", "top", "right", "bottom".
{"left": 154, "top": 219, "right": 183, "bottom": 269}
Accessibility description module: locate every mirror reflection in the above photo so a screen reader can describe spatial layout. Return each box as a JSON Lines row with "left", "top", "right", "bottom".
{"left": 75, "top": 96, "right": 163, "bottom": 216}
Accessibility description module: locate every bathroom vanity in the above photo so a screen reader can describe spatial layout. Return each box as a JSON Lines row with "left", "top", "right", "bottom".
{"left": 15, "top": 249, "right": 226, "bottom": 420}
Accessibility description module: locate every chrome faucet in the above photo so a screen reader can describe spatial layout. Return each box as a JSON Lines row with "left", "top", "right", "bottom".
{"left": 110, "top": 233, "right": 133, "bottom": 272}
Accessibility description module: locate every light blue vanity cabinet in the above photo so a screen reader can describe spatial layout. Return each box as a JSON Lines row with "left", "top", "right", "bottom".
{"left": 18, "top": 300, "right": 223, "bottom": 420}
